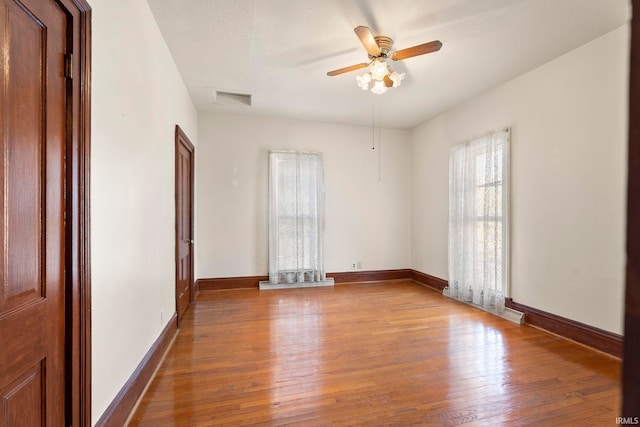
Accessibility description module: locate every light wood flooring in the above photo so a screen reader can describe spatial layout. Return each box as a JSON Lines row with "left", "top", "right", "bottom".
{"left": 128, "top": 280, "right": 620, "bottom": 426}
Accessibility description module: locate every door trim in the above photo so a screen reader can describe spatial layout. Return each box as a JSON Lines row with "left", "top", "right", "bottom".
{"left": 175, "top": 125, "right": 195, "bottom": 324}
{"left": 624, "top": 0, "right": 640, "bottom": 415}
{"left": 59, "top": 0, "right": 92, "bottom": 425}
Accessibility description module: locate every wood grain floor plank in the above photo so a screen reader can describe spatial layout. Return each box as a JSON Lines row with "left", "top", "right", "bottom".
{"left": 128, "top": 280, "right": 620, "bottom": 426}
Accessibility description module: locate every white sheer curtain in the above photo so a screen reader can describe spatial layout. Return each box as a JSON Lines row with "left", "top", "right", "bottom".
{"left": 447, "top": 128, "right": 510, "bottom": 314}
{"left": 268, "top": 151, "right": 326, "bottom": 285}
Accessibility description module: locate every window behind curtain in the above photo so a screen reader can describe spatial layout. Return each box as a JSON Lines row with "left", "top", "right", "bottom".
{"left": 268, "top": 151, "right": 325, "bottom": 285}
{"left": 447, "top": 128, "right": 510, "bottom": 313}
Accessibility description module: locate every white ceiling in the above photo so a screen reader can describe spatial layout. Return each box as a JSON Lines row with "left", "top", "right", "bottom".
{"left": 146, "top": 0, "right": 630, "bottom": 130}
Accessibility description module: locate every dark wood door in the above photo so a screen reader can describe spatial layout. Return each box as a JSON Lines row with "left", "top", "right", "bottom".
{"left": 175, "top": 126, "right": 194, "bottom": 323}
{"left": 0, "top": 0, "right": 68, "bottom": 424}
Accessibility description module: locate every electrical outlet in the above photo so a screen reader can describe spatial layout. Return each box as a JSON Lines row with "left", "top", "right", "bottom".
{"left": 351, "top": 262, "right": 357, "bottom": 270}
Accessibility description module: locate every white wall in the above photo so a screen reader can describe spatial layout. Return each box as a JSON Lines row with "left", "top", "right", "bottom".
{"left": 91, "top": 0, "right": 198, "bottom": 423}
{"left": 411, "top": 26, "right": 628, "bottom": 334}
{"left": 196, "top": 113, "right": 411, "bottom": 278}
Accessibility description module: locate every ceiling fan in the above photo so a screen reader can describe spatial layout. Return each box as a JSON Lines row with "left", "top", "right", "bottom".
{"left": 327, "top": 26, "right": 442, "bottom": 94}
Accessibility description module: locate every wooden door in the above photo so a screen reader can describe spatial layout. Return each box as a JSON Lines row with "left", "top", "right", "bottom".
{"left": 0, "top": 0, "right": 68, "bottom": 424}
{"left": 175, "top": 126, "right": 194, "bottom": 323}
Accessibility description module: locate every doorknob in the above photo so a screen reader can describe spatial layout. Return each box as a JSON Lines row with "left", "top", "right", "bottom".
{"left": 184, "top": 239, "right": 194, "bottom": 243}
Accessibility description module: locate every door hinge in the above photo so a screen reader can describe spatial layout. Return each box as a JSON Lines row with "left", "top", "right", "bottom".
{"left": 65, "top": 53, "right": 73, "bottom": 79}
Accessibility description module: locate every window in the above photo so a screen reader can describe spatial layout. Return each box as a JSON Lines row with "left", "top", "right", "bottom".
{"left": 268, "top": 151, "right": 326, "bottom": 285}
{"left": 447, "top": 128, "right": 510, "bottom": 313}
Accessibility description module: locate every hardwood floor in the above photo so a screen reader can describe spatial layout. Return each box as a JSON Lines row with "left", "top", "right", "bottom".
{"left": 128, "top": 280, "right": 620, "bottom": 426}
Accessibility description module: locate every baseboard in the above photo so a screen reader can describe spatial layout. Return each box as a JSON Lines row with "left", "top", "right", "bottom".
{"left": 410, "top": 270, "right": 448, "bottom": 291}
{"left": 506, "top": 298, "right": 623, "bottom": 358}
{"left": 197, "top": 269, "right": 413, "bottom": 290}
{"left": 197, "top": 275, "right": 268, "bottom": 290}
{"left": 95, "top": 313, "right": 179, "bottom": 427}
{"left": 328, "top": 269, "right": 412, "bottom": 283}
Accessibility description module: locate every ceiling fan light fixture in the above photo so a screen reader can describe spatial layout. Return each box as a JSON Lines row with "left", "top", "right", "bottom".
{"left": 356, "top": 63, "right": 399, "bottom": 94}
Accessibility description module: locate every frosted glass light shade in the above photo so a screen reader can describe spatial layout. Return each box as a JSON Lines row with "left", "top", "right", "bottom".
{"left": 390, "top": 71, "right": 405, "bottom": 87}
{"left": 371, "top": 80, "right": 388, "bottom": 94}
{"left": 370, "top": 60, "right": 388, "bottom": 81}
{"left": 356, "top": 73, "right": 371, "bottom": 90}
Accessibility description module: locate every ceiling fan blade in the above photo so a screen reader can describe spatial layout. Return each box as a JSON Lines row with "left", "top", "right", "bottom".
{"left": 327, "top": 62, "right": 369, "bottom": 76}
{"left": 390, "top": 40, "right": 442, "bottom": 61}
{"left": 354, "top": 26, "right": 381, "bottom": 57}
{"left": 383, "top": 75, "right": 393, "bottom": 87}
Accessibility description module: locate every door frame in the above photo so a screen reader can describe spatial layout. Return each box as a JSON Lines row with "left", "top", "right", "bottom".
{"left": 624, "top": 0, "right": 640, "bottom": 415}
{"left": 58, "top": 0, "right": 92, "bottom": 425}
{"left": 175, "top": 125, "right": 195, "bottom": 323}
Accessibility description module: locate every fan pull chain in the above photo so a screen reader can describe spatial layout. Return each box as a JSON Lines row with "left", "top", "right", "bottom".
{"left": 371, "top": 98, "right": 376, "bottom": 151}
{"left": 371, "top": 97, "right": 382, "bottom": 181}
{"left": 378, "top": 126, "right": 382, "bottom": 182}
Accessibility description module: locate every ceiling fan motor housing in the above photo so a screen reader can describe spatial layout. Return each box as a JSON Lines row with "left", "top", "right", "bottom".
{"left": 372, "top": 35, "right": 393, "bottom": 58}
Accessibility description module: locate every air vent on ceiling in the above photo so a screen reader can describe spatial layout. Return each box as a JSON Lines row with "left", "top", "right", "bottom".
{"left": 206, "top": 87, "right": 252, "bottom": 107}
